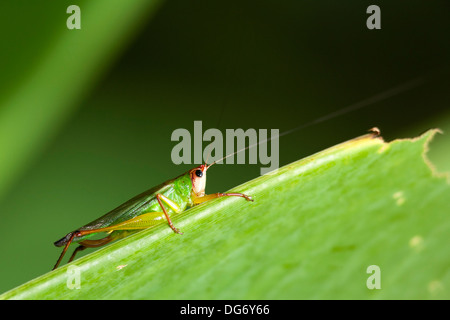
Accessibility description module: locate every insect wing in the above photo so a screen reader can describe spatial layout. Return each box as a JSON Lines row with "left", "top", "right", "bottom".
{"left": 78, "top": 182, "right": 173, "bottom": 232}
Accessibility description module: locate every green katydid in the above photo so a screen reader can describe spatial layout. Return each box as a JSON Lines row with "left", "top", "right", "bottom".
{"left": 52, "top": 76, "right": 424, "bottom": 270}
{"left": 52, "top": 162, "right": 253, "bottom": 270}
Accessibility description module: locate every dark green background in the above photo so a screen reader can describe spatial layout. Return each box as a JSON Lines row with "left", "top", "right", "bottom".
{"left": 0, "top": 0, "right": 449, "bottom": 294}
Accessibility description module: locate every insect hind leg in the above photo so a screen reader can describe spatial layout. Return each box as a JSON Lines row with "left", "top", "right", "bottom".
{"left": 53, "top": 233, "right": 116, "bottom": 270}
{"left": 52, "top": 231, "right": 78, "bottom": 270}
{"left": 52, "top": 211, "right": 175, "bottom": 270}
{"left": 67, "top": 245, "right": 86, "bottom": 263}
{"left": 67, "top": 236, "right": 115, "bottom": 263}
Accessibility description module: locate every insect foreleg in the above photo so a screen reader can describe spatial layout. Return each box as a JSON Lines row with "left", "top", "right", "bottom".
{"left": 193, "top": 192, "right": 254, "bottom": 205}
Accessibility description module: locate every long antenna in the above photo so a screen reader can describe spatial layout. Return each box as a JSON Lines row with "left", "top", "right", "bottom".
{"left": 209, "top": 76, "right": 426, "bottom": 167}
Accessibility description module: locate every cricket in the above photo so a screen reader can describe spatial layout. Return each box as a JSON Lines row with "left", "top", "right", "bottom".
{"left": 52, "top": 160, "right": 253, "bottom": 270}
{"left": 52, "top": 76, "right": 425, "bottom": 270}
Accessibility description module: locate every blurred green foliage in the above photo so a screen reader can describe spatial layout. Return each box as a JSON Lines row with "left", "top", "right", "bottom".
{"left": 0, "top": 0, "right": 449, "bottom": 295}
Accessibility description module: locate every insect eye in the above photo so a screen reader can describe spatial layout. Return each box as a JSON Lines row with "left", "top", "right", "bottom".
{"left": 195, "top": 169, "right": 203, "bottom": 178}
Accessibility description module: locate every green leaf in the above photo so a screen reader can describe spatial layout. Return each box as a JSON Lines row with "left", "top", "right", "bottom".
{"left": 1, "top": 129, "right": 449, "bottom": 299}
